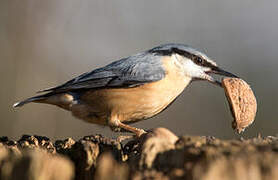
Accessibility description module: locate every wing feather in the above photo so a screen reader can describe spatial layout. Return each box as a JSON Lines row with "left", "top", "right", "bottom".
{"left": 40, "top": 52, "right": 165, "bottom": 93}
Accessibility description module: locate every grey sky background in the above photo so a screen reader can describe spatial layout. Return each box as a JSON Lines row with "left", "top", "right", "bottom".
{"left": 1, "top": 0, "right": 277, "bottom": 140}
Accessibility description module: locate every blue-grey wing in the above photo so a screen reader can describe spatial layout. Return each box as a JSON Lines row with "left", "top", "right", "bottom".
{"left": 41, "top": 52, "right": 165, "bottom": 93}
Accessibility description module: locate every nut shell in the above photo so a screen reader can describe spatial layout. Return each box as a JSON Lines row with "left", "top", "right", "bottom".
{"left": 222, "top": 78, "right": 257, "bottom": 133}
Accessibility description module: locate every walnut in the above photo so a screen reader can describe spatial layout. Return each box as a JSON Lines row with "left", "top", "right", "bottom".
{"left": 222, "top": 78, "right": 257, "bottom": 133}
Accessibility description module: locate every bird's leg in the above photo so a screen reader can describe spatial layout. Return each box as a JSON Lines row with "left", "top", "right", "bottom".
{"left": 116, "top": 134, "right": 134, "bottom": 142}
{"left": 118, "top": 122, "right": 146, "bottom": 137}
{"left": 108, "top": 116, "right": 146, "bottom": 138}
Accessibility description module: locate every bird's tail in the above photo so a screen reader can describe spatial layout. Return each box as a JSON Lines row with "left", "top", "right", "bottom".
{"left": 13, "top": 92, "right": 54, "bottom": 108}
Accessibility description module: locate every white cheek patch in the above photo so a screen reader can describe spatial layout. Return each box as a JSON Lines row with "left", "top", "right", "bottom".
{"left": 183, "top": 60, "right": 205, "bottom": 78}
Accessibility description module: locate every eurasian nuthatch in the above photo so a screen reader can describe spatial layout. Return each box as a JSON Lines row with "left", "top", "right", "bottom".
{"left": 14, "top": 44, "right": 237, "bottom": 137}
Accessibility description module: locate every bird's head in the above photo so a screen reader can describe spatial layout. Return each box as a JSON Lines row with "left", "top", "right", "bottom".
{"left": 149, "top": 44, "right": 238, "bottom": 87}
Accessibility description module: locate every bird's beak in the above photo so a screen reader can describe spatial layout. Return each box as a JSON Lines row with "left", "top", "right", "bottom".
{"left": 206, "top": 67, "right": 238, "bottom": 87}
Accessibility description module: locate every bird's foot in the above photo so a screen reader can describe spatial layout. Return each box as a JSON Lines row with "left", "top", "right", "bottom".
{"left": 116, "top": 135, "right": 135, "bottom": 142}
{"left": 116, "top": 129, "right": 147, "bottom": 143}
{"left": 113, "top": 128, "right": 146, "bottom": 142}
{"left": 109, "top": 118, "right": 147, "bottom": 139}
{"left": 135, "top": 128, "right": 147, "bottom": 138}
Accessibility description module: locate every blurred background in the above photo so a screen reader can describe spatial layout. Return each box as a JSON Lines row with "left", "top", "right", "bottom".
{"left": 1, "top": 0, "right": 277, "bottom": 140}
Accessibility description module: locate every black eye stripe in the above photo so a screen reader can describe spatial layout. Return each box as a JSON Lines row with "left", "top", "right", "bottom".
{"left": 150, "top": 47, "right": 216, "bottom": 68}
{"left": 172, "top": 48, "right": 192, "bottom": 59}
{"left": 172, "top": 48, "right": 206, "bottom": 65}
{"left": 193, "top": 56, "right": 217, "bottom": 69}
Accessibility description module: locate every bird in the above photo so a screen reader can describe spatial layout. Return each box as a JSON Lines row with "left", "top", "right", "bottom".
{"left": 13, "top": 43, "right": 238, "bottom": 137}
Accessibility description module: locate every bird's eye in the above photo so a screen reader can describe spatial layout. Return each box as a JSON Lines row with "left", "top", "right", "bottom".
{"left": 196, "top": 57, "right": 203, "bottom": 64}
